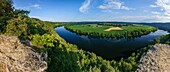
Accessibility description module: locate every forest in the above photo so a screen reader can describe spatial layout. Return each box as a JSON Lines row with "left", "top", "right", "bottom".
{"left": 0, "top": 0, "right": 169, "bottom": 72}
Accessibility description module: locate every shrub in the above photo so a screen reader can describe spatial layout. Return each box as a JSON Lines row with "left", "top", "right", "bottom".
{"left": 31, "top": 34, "right": 55, "bottom": 47}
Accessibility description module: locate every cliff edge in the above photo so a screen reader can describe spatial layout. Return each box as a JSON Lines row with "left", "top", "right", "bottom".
{"left": 136, "top": 44, "right": 170, "bottom": 72}
{"left": 0, "top": 35, "right": 47, "bottom": 72}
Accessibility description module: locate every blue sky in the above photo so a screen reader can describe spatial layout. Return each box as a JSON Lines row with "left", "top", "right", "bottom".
{"left": 13, "top": 0, "right": 170, "bottom": 22}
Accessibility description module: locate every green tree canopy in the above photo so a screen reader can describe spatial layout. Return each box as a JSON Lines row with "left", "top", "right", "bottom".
{"left": 0, "top": 0, "right": 14, "bottom": 32}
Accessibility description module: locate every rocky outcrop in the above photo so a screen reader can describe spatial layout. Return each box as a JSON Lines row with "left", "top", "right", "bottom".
{"left": 0, "top": 35, "right": 47, "bottom": 72}
{"left": 136, "top": 44, "right": 170, "bottom": 72}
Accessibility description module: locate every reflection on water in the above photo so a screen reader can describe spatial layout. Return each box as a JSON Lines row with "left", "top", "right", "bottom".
{"left": 55, "top": 26, "right": 169, "bottom": 60}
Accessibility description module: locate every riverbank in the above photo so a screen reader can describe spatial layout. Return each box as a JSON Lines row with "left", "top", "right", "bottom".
{"left": 56, "top": 26, "right": 169, "bottom": 60}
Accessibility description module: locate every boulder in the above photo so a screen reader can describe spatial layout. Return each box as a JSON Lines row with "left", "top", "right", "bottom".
{"left": 0, "top": 35, "right": 47, "bottom": 72}
{"left": 136, "top": 44, "right": 170, "bottom": 72}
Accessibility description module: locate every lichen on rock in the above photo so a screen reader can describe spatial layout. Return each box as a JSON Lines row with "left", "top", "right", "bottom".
{"left": 0, "top": 35, "right": 47, "bottom": 72}
{"left": 136, "top": 44, "right": 170, "bottom": 72}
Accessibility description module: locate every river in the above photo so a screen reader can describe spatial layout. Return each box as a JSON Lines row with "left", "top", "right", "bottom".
{"left": 55, "top": 26, "right": 169, "bottom": 60}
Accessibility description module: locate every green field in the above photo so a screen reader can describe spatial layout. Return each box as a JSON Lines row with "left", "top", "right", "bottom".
{"left": 65, "top": 24, "right": 157, "bottom": 38}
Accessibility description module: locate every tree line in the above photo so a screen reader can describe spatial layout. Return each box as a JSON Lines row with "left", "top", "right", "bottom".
{"left": 65, "top": 25, "right": 157, "bottom": 39}
{"left": 98, "top": 23, "right": 133, "bottom": 27}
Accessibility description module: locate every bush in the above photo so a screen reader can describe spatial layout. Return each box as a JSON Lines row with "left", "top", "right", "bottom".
{"left": 154, "top": 38, "right": 160, "bottom": 43}
{"left": 5, "top": 14, "right": 28, "bottom": 37}
{"left": 31, "top": 34, "right": 55, "bottom": 47}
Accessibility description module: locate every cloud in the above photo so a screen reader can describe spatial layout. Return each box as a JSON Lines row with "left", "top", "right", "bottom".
{"left": 14, "top": 4, "right": 42, "bottom": 10}
{"left": 31, "top": 4, "right": 41, "bottom": 9}
{"left": 79, "top": 0, "right": 92, "bottom": 13}
{"left": 98, "top": 0, "right": 135, "bottom": 12}
{"left": 151, "top": 11, "right": 161, "bottom": 15}
{"left": 150, "top": 5, "right": 158, "bottom": 8}
{"left": 121, "top": 6, "right": 132, "bottom": 10}
{"left": 151, "top": 0, "right": 170, "bottom": 16}
{"left": 98, "top": 1, "right": 122, "bottom": 9}
{"left": 102, "top": 10, "right": 113, "bottom": 13}
{"left": 143, "top": 10, "right": 148, "bottom": 13}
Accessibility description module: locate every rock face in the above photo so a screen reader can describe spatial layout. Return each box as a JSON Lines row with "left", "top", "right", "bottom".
{"left": 136, "top": 44, "right": 170, "bottom": 72}
{"left": 0, "top": 35, "right": 47, "bottom": 72}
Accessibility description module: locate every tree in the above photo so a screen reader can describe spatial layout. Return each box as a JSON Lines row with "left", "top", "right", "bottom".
{"left": 0, "top": 0, "right": 14, "bottom": 32}
{"left": 5, "top": 14, "right": 28, "bottom": 37}
{"left": 14, "top": 9, "right": 30, "bottom": 16}
{"left": 0, "top": 0, "right": 13, "bottom": 17}
{"left": 154, "top": 38, "right": 160, "bottom": 43}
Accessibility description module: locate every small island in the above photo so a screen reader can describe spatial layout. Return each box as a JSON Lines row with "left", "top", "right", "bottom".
{"left": 65, "top": 24, "right": 157, "bottom": 38}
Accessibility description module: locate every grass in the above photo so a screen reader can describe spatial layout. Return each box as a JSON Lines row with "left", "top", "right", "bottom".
{"left": 65, "top": 24, "right": 157, "bottom": 38}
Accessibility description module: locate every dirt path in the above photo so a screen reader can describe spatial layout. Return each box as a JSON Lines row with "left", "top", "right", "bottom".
{"left": 136, "top": 44, "right": 170, "bottom": 72}
{"left": 104, "top": 27, "right": 123, "bottom": 31}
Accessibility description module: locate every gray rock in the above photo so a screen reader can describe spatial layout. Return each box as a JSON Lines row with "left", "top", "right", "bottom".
{"left": 0, "top": 35, "right": 47, "bottom": 72}
{"left": 136, "top": 44, "right": 170, "bottom": 72}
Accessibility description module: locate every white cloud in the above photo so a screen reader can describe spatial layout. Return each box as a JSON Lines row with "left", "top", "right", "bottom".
{"left": 123, "top": 6, "right": 135, "bottom": 11}
{"left": 98, "top": 0, "right": 135, "bottom": 12}
{"left": 14, "top": 4, "right": 42, "bottom": 10}
{"left": 31, "top": 4, "right": 41, "bottom": 9}
{"left": 151, "top": 11, "right": 161, "bottom": 15}
{"left": 99, "top": 1, "right": 122, "bottom": 9}
{"left": 150, "top": 5, "right": 158, "bottom": 8}
{"left": 102, "top": 10, "right": 113, "bottom": 13}
{"left": 79, "top": 0, "right": 92, "bottom": 13}
{"left": 152, "top": 0, "right": 170, "bottom": 16}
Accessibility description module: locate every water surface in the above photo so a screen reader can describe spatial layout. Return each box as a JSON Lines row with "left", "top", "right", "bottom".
{"left": 55, "top": 26, "right": 169, "bottom": 60}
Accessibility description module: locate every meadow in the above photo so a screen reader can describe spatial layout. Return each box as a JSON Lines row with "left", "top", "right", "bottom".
{"left": 65, "top": 24, "right": 157, "bottom": 38}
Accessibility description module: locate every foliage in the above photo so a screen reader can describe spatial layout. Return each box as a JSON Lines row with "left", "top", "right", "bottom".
{"left": 144, "top": 23, "right": 170, "bottom": 32}
{"left": 14, "top": 9, "right": 30, "bottom": 16}
{"left": 5, "top": 14, "right": 49, "bottom": 39}
{"left": 154, "top": 38, "right": 160, "bottom": 43}
{"left": 155, "top": 34, "right": 170, "bottom": 45}
{"left": 65, "top": 24, "right": 157, "bottom": 39}
{"left": 46, "top": 25, "right": 153, "bottom": 72}
{"left": 98, "top": 23, "right": 133, "bottom": 27}
{"left": 5, "top": 14, "right": 29, "bottom": 38}
{"left": 0, "top": 0, "right": 14, "bottom": 32}
{"left": 31, "top": 34, "right": 56, "bottom": 47}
